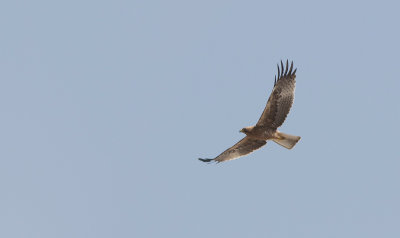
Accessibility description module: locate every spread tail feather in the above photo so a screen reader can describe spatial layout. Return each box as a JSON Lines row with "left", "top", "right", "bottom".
{"left": 273, "top": 132, "right": 301, "bottom": 149}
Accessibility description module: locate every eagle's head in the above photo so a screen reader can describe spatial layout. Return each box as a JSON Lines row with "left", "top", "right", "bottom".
{"left": 240, "top": 126, "right": 253, "bottom": 134}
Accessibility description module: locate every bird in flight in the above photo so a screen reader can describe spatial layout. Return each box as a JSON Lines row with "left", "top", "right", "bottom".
{"left": 199, "top": 60, "right": 301, "bottom": 163}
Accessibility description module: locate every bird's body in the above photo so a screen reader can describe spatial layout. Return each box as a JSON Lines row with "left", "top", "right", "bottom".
{"left": 199, "top": 60, "right": 301, "bottom": 163}
{"left": 240, "top": 125, "right": 277, "bottom": 141}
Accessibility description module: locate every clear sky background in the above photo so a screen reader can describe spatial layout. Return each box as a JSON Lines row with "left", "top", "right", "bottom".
{"left": 1, "top": 0, "right": 399, "bottom": 237}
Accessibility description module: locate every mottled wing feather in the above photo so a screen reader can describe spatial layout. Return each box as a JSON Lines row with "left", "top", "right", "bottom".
{"left": 256, "top": 60, "right": 296, "bottom": 129}
{"left": 199, "top": 137, "right": 266, "bottom": 163}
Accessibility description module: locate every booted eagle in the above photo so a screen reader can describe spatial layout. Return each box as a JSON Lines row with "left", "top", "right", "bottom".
{"left": 199, "top": 60, "right": 300, "bottom": 163}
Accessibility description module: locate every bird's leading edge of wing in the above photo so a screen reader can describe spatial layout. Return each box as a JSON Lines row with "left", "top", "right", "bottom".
{"left": 199, "top": 137, "right": 267, "bottom": 163}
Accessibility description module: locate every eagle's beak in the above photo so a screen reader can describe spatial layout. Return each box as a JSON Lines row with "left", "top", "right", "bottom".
{"left": 239, "top": 129, "right": 243, "bottom": 133}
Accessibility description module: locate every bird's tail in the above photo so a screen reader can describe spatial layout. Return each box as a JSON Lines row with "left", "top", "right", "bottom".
{"left": 272, "top": 132, "right": 301, "bottom": 149}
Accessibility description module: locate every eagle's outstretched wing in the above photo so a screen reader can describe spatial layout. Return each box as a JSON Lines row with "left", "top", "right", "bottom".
{"left": 199, "top": 137, "right": 266, "bottom": 163}
{"left": 256, "top": 60, "right": 297, "bottom": 129}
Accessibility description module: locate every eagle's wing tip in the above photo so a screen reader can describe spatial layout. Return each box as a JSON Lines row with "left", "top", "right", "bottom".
{"left": 198, "top": 158, "right": 215, "bottom": 163}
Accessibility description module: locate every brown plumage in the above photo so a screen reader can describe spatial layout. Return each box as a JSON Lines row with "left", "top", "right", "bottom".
{"left": 199, "top": 60, "right": 301, "bottom": 163}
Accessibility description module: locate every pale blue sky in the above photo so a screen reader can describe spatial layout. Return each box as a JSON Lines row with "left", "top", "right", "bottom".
{"left": 1, "top": 0, "right": 399, "bottom": 237}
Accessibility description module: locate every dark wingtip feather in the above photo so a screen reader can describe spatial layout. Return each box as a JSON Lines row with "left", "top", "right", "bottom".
{"left": 288, "top": 61, "right": 293, "bottom": 75}
{"left": 199, "top": 158, "right": 214, "bottom": 163}
{"left": 277, "top": 64, "right": 280, "bottom": 80}
{"left": 276, "top": 60, "right": 296, "bottom": 82}
{"left": 284, "top": 59, "right": 289, "bottom": 76}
